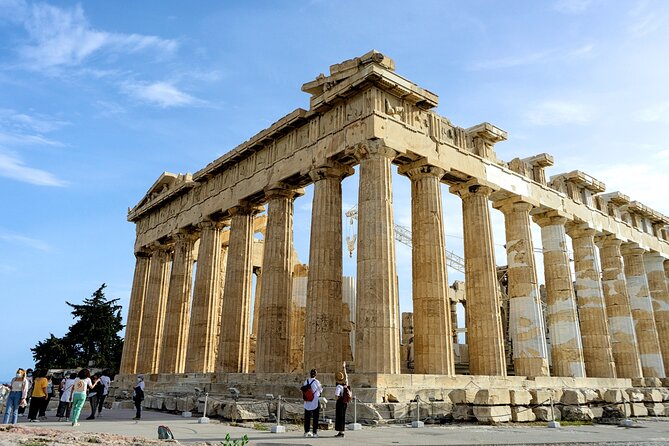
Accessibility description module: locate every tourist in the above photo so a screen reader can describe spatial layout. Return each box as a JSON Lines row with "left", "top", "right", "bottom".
{"left": 38, "top": 375, "right": 54, "bottom": 420}
{"left": 334, "top": 362, "right": 350, "bottom": 438}
{"left": 17, "top": 368, "right": 33, "bottom": 417}
{"left": 86, "top": 373, "right": 104, "bottom": 420}
{"left": 27, "top": 369, "right": 48, "bottom": 422}
{"left": 57, "top": 372, "right": 76, "bottom": 421}
{"left": 70, "top": 369, "right": 99, "bottom": 426}
{"left": 303, "top": 368, "right": 323, "bottom": 438}
{"left": 96, "top": 370, "right": 111, "bottom": 417}
{"left": 132, "top": 375, "right": 145, "bottom": 420}
{"left": 1, "top": 368, "right": 30, "bottom": 424}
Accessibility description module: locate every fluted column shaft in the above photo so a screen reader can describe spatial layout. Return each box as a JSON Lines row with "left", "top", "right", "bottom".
{"left": 304, "top": 164, "right": 352, "bottom": 372}
{"left": 400, "top": 162, "right": 454, "bottom": 375}
{"left": 596, "top": 236, "right": 642, "bottom": 378}
{"left": 119, "top": 251, "right": 151, "bottom": 374}
{"left": 533, "top": 212, "right": 585, "bottom": 377}
{"left": 136, "top": 246, "right": 172, "bottom": 374}
{"left": 494, "top": 199, "right": 549, "bottom": 377}
{"left": 567, "top": 225, "right": 616, "bottom": 378}
{"left": 256, "top": 189, "right": 298, "bottom": 373}
{"left": 644, "top": 252, "right": 669, "bottom": 376}
{"left": 185, "top": 220, "right": 225, "bottom": 373}
{"left": 452, "top": 183, "right": 506, "bottom": 376}
{"left": 622, "top": 244, "right": 665, "bottom": 378}
{"left": 355, "top": 143, "right": 400, "bottom": 374}
{"left": 218, "top": 206, "right": 256, "bottom": 373}
{"left": 159, "top": 232, "right": 196, "bottom": 374}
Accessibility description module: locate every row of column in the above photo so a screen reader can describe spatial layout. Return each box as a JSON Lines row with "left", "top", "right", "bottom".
{"left": 121, "top": 140, "right": 669, "bottom": 378}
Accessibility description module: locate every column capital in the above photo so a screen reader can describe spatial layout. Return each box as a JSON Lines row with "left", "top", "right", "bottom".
{"left": 594, "top": 233, "right": 623, "bottom": 248}
{"left": 229, "top": 202, "right": 264, "bottom": 217}
{"left": 173, "top": 228, "right": 199, "bottom": 243}
{"left": 397, "top": 158, "right": 445, "bottom": 180}
{"left": 134, "top": 248, "right": 152, "bottom": 258}
{"left": 531, "top": 209, "right": 569, "bottom": 228}
{"left": 309, "top": 162, "right": 354, "bottom": 182}
{"left": 198, "top": 218, "right": 229, "bottom": 231}
{"left": 349, "top": 140, "right": 397, "bottom": 161}
{"left": 449, "top": 180, "right": 495, "bottom": 199}
{"left": 264, "top": 184, "right": 305, "bottom": 200}
{"left": 565, "top": 222, "right": 597, "bottom": 239}
{"left": 491, "top": 195, "right": 535, "bottom": 214}
{"left": 620, "top": 242, "right": 645, "bottom": 256}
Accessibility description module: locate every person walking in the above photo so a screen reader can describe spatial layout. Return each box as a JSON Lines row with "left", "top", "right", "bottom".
{"left": 334, "top": 362, "right": 350, "bottom": 438}
{"left": 303, "top": 368, "right": 323, "bottom": 438}
{"left": 70, "top": 369, "right": 99, "bottom": 426}
{"left": 132, "top": 375, "right": 145, "bottom": 420}
{"left": 96, "top": 370, "right": 111, "bottom": 417}
{"left": 38, "top": 375, "right": 54, "bottom": 420}
{"left": 17, "top": 368, "right": 33, "bottom": 417}
{"left": 56, "top": 373, "right": 76, "bottom": 421}
{"left": 86, "top": 373, "right": 104, "bottom": 420}
{"left": 2, "top": 368, "right": 30, "bottom": 425}
{"left": 27, "top": 370, "right": 48, "bottom": 422}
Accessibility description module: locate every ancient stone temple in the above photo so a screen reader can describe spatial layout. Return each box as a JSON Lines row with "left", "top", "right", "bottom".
{"left": 117, "top": 52, "right": 669, "bottom": 423}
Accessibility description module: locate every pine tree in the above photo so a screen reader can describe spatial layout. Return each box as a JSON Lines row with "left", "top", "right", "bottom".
{"left": 31, "top": 284, "right": 125, "bottom": 371}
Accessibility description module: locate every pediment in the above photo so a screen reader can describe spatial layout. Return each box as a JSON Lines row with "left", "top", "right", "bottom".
{"left": 130, "top": 172, "right": 193, "bottom": 216}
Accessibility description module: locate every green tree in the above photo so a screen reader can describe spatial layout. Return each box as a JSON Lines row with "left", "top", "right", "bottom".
{"left": 31, "top": 284, "right": 125, "bottom": 371}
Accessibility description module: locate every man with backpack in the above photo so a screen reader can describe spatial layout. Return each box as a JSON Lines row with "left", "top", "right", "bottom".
{"left": 301, "top": 369, "right": 322, "bottom": 438}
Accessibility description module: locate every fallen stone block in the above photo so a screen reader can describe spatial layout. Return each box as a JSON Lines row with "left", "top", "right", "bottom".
{"left": 630, "top": 402, "right": 648, "bottom": 417}
{"left": 510, "top": 389, "right": 532, "bottom": 406}
{"left": 473, "top": 406, "right": 511, "bottom": 424}
{"left": 449, "top": 389, "right": 477, "bottom": 405}
{"left": 626, "top": 389, "right": 644, "bottom": 402}
{"left": 644, "top": 403, "right": 665, "bottom": 416}
{"left": 452, "top": 405, "right": 474, "bottom": 421}
{"left": 561, "top": 405, "right": 593, "bottom": 422}
{"left": 511, "top": 406, "right": 536, "bottom": 422}
{"left": 531, "top": 389, "right": 557, "bottom": 406}
{"left": 582, "top": 388, "right": 600, "bottom": 403}
{"left": 642, "top": 389, "right": 663, "bottom": 402}
{"left": 603, "top": 389, "right": 623, "bottom": 404}
{"left": 164, "top": 396, "right": 177, "bottom": 411}
{"left": 474, "top": 389, "right": 510, "bottom": 406}
{"left": 533, "top": 406, "right": 561, "bottom": 422}
{"left": 561, "top": 389, "right": 586, "bottom": 405}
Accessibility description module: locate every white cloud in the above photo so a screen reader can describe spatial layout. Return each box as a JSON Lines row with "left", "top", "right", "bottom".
{"left": 469, "top": 43, "right": 595, "bottom": 71}
{"left": 0, "top": 230, "right": 51, "bottom": 251}
{"left": 525, "top": 100, "right": 594, "bottom": 126}
{"left": 553, "top": 0, "right": 593, "bottom": 14}
{"left": 0, "top": 108, "right": 69, "bottom": 134}
{"left": 637, "top": 102, "right": 669, "bottom": 123}
{"left": 121, "top": 81, "right": 203, "bottom": 108}
{"left": 17, "top": 3, "right": 177, "bottom": 71}
{"left": 0, "top": 151, "right": 67, "bottom": 186}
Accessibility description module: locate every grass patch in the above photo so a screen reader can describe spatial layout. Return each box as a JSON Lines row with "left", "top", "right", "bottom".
{"left": 253, "top": 422, "right": 269, "bottom": 431}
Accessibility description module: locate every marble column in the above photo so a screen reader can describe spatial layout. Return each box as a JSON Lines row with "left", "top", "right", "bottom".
{"left": 217, "top": 205, "right": 257, "bottom": 373}
{"left": 399, "top": 161, "right": 454, "bottom": 375}
{"left": 185, "top": 219, "right": 226, "bottom": 373}
{"left": 355, "top": 142, "right": 400, "bottom": 374}
{"left": 136, "top": 245, "right": 172, "bottom": 374}
{"left": 621, "top": 244, "right": 665, "bottom": 378}
{"left": 644, "top": 252, "right": 669, "bottom": 376}
{"left": 566, "top": 224, "right": 616, "bottom": 378}
{"left": 451, "top": 182, "right": 506, "bottom": 376}
{"left": 256, "top": 187, "right": 300, "bottom": 373}
{"left": 493, "top": 198, "right": 549, "bottom": 377}
{"left": 159, "top": 231, "right": 197, "bottom": 374}
{"left": 252, "top": 267, "right": 262, "bottom": 337}
{"left": 119, "top": 250, "right": 151, "bottom": 375}
{"left": 532, "top": 211, "right": 585, "bottom": 377}
{"left": 304, "top": 163, "right": 352, "bottom": 372}
{"left": 596, "top": 235, "right": 642, "bottom": 378}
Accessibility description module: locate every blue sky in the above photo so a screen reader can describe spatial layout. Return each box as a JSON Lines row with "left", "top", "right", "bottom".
{"left": 2, "top": 0, "right": 668, "bottom": 381}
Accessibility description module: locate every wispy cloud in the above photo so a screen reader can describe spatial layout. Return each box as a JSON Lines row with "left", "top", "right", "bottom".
{"left": 0, "top": 108, "right": 69, "bottom": 134}
{"left": 121, "top": 80, "right": 204, "bottom": 108}
{"left": 0, "top": 230, "right": 51, "bottom": 251}
{"left": 525, "top": 100, "right": 594, "bottom": 126}
{"left": 637, "top": 102, "right": 669, "bottom": 123}
{"left": 469, "top": 43, "right": 595, "bottom": 71}
{"left": 553, "top": 0, "right": 593, "bottom": 14}
{"left": 0, "top": 151, "right": 67, "bottom": 186}
{"left": 16, "top": 2, "right": 177, "bottom": 71}
{"left": 627, "top": 1, "right": 669, "bottom": 38}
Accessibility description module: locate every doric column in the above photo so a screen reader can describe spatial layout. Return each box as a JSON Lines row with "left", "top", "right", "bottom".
{"left": 159, "top": 231, "right": 197, "bottom": 374}
{"left": 566, "top": 224, "right": 616, "bottom": 378}
{"left": 532, "top": 211, "right": 585, "bottom": 377}
{"left": 596, "top": 235, "right": 642, "bottom": 378}
{"left": 119, "top": 250, "right": 151, "bottom": 374}
{"left": 451, "top": 182, "right": 506, "bottom": 376}
{"left": 644, "top": 252, "right": 669, "bottom": 376}
{"left": 256, "top": 187, "right": 301, "bottom": 373}
{"left": 304, "top": 163, "right": 353, "bottom": 372}
{"left": 252, "top": 267, "right": 262, "bottom": 337}
{"left": 355, "top": 142, "right": 400, "bottom": 373}
{"left": 398, "top": 160, "right": 454, "bottom": 375}
{"left": 185, "top": 219, "right": 226, "bottom": 373}
{"left": 493, "top": 198, "right": 549, "bottom": 377}
{"left": 217, "top": 204, "right": 258, "bottom": 373}
{"left": 136, "top": 245, "right": 172, "bottom": 374}
{"left": 621, "top": 244, "right": 665, "bottom": 378}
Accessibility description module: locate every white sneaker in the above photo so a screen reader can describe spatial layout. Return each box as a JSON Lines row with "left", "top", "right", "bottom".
{"left": 313, "top": 433, "right": 319, "bottom": 438}
{"left": 304, "top": 432, "right": 313, "bottom": 437}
